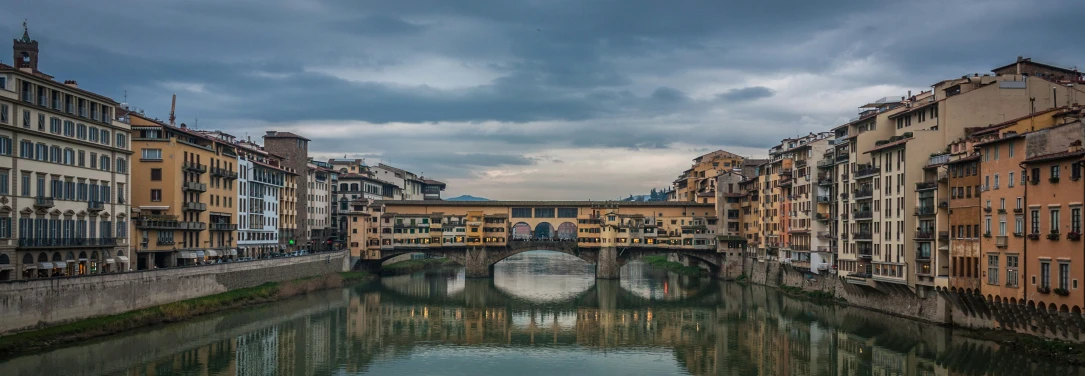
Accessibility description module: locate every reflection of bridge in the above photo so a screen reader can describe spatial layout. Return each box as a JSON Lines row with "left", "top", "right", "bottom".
{"left": 351, "top": 200, "right": 743, "bottom": 279}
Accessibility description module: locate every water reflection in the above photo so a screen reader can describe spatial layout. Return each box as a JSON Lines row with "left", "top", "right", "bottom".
{"left": 3, "top": 251, "right": 1084, "bottom": 376}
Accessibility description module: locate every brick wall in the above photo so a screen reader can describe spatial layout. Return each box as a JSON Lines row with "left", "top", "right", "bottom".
{"left": 0, "top": 251, "right": 348, "bottom": 335}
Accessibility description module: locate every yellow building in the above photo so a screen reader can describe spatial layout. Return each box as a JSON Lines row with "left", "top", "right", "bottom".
{"left": 670, "top": 150, "right": 745, "bottom": 204}
{"left": 128, "top": 112, "right": 238, "bottom": 269}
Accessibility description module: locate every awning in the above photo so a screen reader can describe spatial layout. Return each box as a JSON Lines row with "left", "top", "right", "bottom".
{"left": 24, "top": 265, "right": 38, "bottom": 270}
{"left": 178, "top": 251, "right": 196, "bottom": 259}
{"left": 205, "top": 250, "right": 219, "bottom": 258}
{"left": 78, "top": 258, "right": 88, "bottom": 262}
{"left": 39, "top": 262, "right": 54, "bottom": 269}
{"left": 104, "top": 258, "right": 116, "bottom": 264}
{"left": 195, "top": 251, "right": 206, "bottom": 258}
{"left": 116, "top": 256, "right": 130, "bottom": 263}
{"left": 54, "top": 261, "right": 68, "bottom": 269}
{"left": 228, "top": 249, "right": 238, "bottom": 256}
{"left": 0, "top": 265, "right": 14, "bottom": 271}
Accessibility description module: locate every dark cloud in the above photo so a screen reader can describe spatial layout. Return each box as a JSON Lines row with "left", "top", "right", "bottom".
{"left": 717, "top": 86, "right": 775, "bottom": 102}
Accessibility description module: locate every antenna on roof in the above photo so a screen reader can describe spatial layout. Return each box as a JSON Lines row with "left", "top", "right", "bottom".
{"left": 169, "top": 94, "right": 177, "bottom": 126}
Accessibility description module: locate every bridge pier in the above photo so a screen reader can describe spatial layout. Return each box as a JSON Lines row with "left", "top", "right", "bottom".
{"left": 464, "top": 246, "right": 493, "bottom": 278}
{"left": 596, "top": 247, "right": 620, "bottom": 279}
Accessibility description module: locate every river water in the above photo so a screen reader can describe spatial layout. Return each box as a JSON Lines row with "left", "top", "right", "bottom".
{"left": 2, "top": 251, "right": 1082, "bottom": 376}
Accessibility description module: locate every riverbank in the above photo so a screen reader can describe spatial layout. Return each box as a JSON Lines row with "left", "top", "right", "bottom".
{"left": 381, "top": 258, "right": 453, "bottom": 275}
{"left": 0, "top": 271, "right": 372, "bottom": 358}
{"left": 641, "top": 255, "right": 707, "bottom": 276}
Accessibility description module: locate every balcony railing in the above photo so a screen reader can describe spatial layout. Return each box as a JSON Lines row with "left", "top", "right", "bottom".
{"left": 183, "top": 161, "right": 208, "bottom": 174}
{"left": 836, "top": 154, "right": 850, "bottom": 163}
{"left": 88, "top": 200, "right": 105, "bottom": 212}
{"left": 817, "top": 177, "right": 833, "bottom": 185}
{"left": 915, "top": 251, "right": 932, "bottom": 260}
{"left": 34, "top": 196, "right": 54, "bottom": 208}
{"left": 211, "top": 167, "right": 239, "bottom": 179}
{"left": 157, "top": 239, "right": 176, "bottom": 246}
{"left": 915, "top": 230, "right": 934, "bottom": 240}
{"left": 928, "top": 153, "right": 950, "bottom": 166}
{"left": 915, "top": 181, "right": 938, "bottom": 191}
{"left": 210, "top": 223, "right": 238, "bottom": 231}
{"left": 18, "top": 237, "right": 118, "bottom": 248}
{"left": 136, "top": 218, "right": 182, "bottom": 229}
{"left": 816, "top": 231, "right": 833, "bottom": 239}
{"left": 996, "top": 236, "right": 1008, "bottom": 248}
{"left": 816, "top": 195, "right": 831, "bottom": 203}
{"left": 853, "top": 210, "right": 872, "bottom": 220}
{"left": 853, "top": 232, "right": 872, "bottom": 240}
{"left": 915, "top": 206, "right": 936, "bottom": 216}
{"left": 854, "top": 188, "right": 873, "bottom": 199}
{"left": 855, "top": 166, "right": 880, "bottom": 179}
{"left": 183, "top": 181, "right": 207, "bottom": 192}
{"left": 180, "top": 222, "right": 207, "bottom": 230}
{"left": 183, "top": 202, "right": 207, "bottom": 212}
{"left": 817, "top": 159, "right": 835, "bottom": 168}
{"left": 815, "top": 213, "right": 831, "bottom": 221}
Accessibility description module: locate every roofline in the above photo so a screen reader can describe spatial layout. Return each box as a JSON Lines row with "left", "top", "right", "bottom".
{"left": 374, "top": 200, "right": 714, "bottom": 208}
{"left": 0, "top": 64, "right": 119, "bottom": 105}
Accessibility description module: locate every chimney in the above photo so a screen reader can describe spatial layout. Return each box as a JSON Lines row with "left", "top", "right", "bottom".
{"left": 180, "top": 123, "right": 187, "bottom": 129}
{"left": 907, "top": 90, "right": 912, "bottom": 98}
{"left": 63, "top": 80, "right": 78, "bottom": 88}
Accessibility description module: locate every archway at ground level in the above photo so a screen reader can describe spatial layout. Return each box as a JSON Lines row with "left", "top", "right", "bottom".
{"left": 556, "top": 222, "right": 577, "bottom": 240}
{"left": 534, "top": 222, "right": 553, "bottom": 239}
{"left": 512, "top": 222, "right": 532, "bottom": 240}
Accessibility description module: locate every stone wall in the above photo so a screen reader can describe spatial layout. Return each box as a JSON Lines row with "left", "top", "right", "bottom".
{"left": 740, "top": 257, "right": 1085, "bottom": 343}
{"left": 0, "top": 251, "right": 349, "bottom": 335}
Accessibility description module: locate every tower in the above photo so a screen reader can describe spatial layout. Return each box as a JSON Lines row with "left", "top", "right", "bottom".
{"left": 13, "top": 19, "right": 39, "bottom": 71}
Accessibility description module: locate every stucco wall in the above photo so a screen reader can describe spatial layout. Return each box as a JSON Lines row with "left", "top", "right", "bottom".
{"left": 0, "top": 251, "right": 348, "bottom": 335}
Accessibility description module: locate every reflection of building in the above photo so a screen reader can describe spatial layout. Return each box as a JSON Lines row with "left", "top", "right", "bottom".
{"left": 236, "top": 327, "right": 279, "bottom": 376}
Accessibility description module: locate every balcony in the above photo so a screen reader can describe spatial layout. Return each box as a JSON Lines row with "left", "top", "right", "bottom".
{"left": 816, "top": 195, "right": 831, "bottom": 203}
{"left": 136, "top": 217, "right": 182, "bottom": 229}
{"left": 928, "top": 153, "right": 950, "bottom": 166}
{"left": 841, "top": 173, "right": 850, "bottom": 181}
{"left": 183, "top": 181, "right": 207, "bottom": 192}
{"left": 88, "top": 200, "right": 105, "bottom": 212}
{"left": 210, "top": 222, "right": 237, "bottom": 231}
{"left": 817, "top": 159, "right": 835, "bottom": 168}
{"left": 817, "top": 177, "right": 833, "bottom": 186}
{"left": 181, "top": 222, "right": 207, "bottom": 231}
{"left": 857, "top": 249, "right": 873, "bottom": 259}
{"left": 854, "top": 188, "right": 873, "bottom": 199}
{"left": 157, "top": 239, "right": 176, "bottom": 246}
{"left": 816, "top": 231, "right": 833, "bottom": 239}
{"left": 34, "top": 196, "right": 54, "bottom": 209}
{"left": 815, "top": 213, "right": 831, "bottom": 222}
{"left": 795, "top": 160, "right": 807, "bottom": 169}
{"left": 183, "top": 202, "right": 207, "bottom": 212}
{"left": 183, "top": 161, "right": 208, "bottom": 174}
{"left": 996, "top": 236, "right": 1008, "bottom": 248}
{"left": 915, "top": 206, "right": 936, "bottom": 216}
{"left": 853, "top": 210, "right": 872, "bottom": 220}
{"left": 835, "top": 154, "right": 850, "bottom": 164}
{"left": 18, "top": 237, "right": 118, "bottom": 249}
{"left": 915, "top": 251, "right": 931, "bottom": 260}
{"left": 915, "top": 181, "right": 938, "bottom": 191}
{"left": 854, "top": 166, "right": 880, "bottom": 179}
{"left": 939, "top": 231, "right": 949, "bottom": 241}
{"left": 1013, "top": 208, "right": 1024, "bottom": 214}
{"left": 211, "top": 167, "right": 239, "bottom": 179}
{"left": 915, "top": 230, "right": 934, "bottom": 240}
{"left": 852, "top": 232, "right": 872, "bottom": 241}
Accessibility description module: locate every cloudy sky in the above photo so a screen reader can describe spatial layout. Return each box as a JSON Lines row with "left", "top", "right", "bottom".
{"left": 5, "top": 1, "right": 1083, "bottom": 199}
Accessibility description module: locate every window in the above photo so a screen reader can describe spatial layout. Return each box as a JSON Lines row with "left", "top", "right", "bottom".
{"left": 987, "top": 255, "right": 999, "bottom": 285}
{"left": 63, "top": 120, "right": 74, "bottom": 136}
{"left": 21, "top": 174, "right": 29, "bottom": 196}
{"left": 1008, "top": 172, "right": 1014, "bottom": 187}
{"left": 993, "top": 174, "right": 999, "bottom": 189}
{"left": 49, "top": 117, "right": 60, "bottom": 133}
{"left": 151, "top": 168, "right": 162, "bottom": 181}
{"left": 1051, "top": 209, "right": 1061, "bottom": 233}
{"left": 1041, "top": 262, "right": 1051, "bottom": 288}
{"left": 18, "top": 140, "right": 31, "bottom": 159}
{"left": 141, "top": 148, "right": 162, "bottom": 160}
{"left": 511, "top": 208, "right": 532, "bottom": 218}
{"left": 1015, "top": 217, "right": 1024, "bottom": 235}
{"left": 1057, "top": 263, "right": 1071, "bottom": 290}
{"left": 984, "top": 217, "right": 991, "bottom": 235}
{"left": 0, "top": 136, "right": 10, "bottom": 156}
{"left": 999, "top": 218, "right": 1006, "bottom": 236}
{"left": 1051, "top": 165, "right": 1060, "bottom": 179}
{"left": 1008, "top": 141, "right": 1015, "bottom": 157}
{"left": 101, "top": 130, "right": 110, "bottom": 145}
{"left": 100, "top": 156, "right": 110, "bottom": 171}
{"left": 89, "top": 127, "right": 99, "bottom": 142}
{"left": 22, "top": 110, "right": 29, "bottom": 127}
{"left": 116, "top": 158, "right": 127, "bottom": 173}
{"left": 1031, "top": 209, "right": 1040, "bottom": 234}
{"left": 151, "top": 189, "right": 161, "bottom": 202}
{"left": 0, "top": 104, "right": 6, "bottom": 124}
{"left": 64, "top": 149, "right": 74, "bottom": 165}
{"left": 0, "top": 172, "right": 7, "bottom": 195}
{"left": 0, "top": 76, "right": 4, "bottom": 89}
{"left": 1071, "top": 208, "right": 1080, "bottom": 234}
{"left": 77, "top": 123, "right": 86, "bottom": 139}
{"left": 116, "top": 133, "right": 126, "bottom": 148}
{"left": 1006, "top": 255, "right": 1019, "bottom": 287}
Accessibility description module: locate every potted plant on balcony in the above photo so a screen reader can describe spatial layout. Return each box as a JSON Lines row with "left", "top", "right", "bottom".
{"left": 983, "top": 232, "right": 992, "bottom": 238}
{"left": 1069, "top": 231, "right": 1082, "bottom": 241}
{"left": 1050, "top": 176, "right": 1060, "bottom": 183}
{"left": 1054, "top": 287, "right": 1071, "bottom": 296}
{"left": 1028, "top": 233, "right": 1040, "bottom": 240}
{"left": 1047, "top": 231, "right": 1060, "bottom": 241}
{"left": 1037, "top": 285, "right": 1051, "bottom": 294}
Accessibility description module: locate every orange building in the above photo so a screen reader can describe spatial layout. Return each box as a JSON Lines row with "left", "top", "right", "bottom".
{"left": 1021, "top": 122, "right": 1084, "bottom": 311}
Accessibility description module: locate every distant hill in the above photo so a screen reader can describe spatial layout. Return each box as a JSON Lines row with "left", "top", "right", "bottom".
{"left": 446, "top": 195, "right": 491, "bottom": 201}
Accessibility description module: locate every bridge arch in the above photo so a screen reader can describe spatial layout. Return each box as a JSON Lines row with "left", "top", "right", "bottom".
{"left": 534, "top": 222, "right": 554, "bottom": 239}
{"left": 511, "top": 222, "right": 532, "bottom": 240}
{"left": 556, "top": 222, "right": 577, "bottom": 240}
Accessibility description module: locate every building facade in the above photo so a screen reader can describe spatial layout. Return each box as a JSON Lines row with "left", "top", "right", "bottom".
{"left": 234, "top": 139, "right": 287, "bottom": 258}
{"left": 262, "top": 131, "right": 310, "bottom": 248}
{"left": 0, "top": 27, "right": 132, "bottom": 280}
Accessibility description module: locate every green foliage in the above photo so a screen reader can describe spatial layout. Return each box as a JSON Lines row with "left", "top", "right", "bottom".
{"left": 641, "top": 255, "right": 708, "bottom": 276}
{"left": 381, "top": 258, "right": 452, "bottom": 275}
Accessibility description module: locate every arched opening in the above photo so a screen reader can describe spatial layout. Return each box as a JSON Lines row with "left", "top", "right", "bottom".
{"left": 0, "top": 254, "right": 9, "bottom": 281}
{"left": 492, "top": 250, "right": 594, "bottom": 302}
{"left": 534, "top": 222, "right": 553, "bottom": 240}
{"left": 556, "top": 222, "right": 576, "bottom": 240}
{"left": 511, "top": 222, "right": 532, "bottom": 240}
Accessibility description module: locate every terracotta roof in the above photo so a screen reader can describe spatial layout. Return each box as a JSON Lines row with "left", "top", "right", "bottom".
{"left": 422, "top": 179, "right": 446, "bottom": 187}
{"left": 970, "top": 107, "right": 1069, "bottom": 136}
{"left": 864, "top": 137, "right": 913, "bottom": 154}
{"left": 946, "top": 154, "right": 981, "bottom": 165}
{"left": 1023, "top": 150, "right": 1085, "bottom": 164}
{"left": 991, "top": 58, "right": 1081, "bottom": 76}
{"left": 374, "top": 200, "right": 714, "bottom": 208}
{"left": 263, "top": 131, "right": 310, "bottom": 141}
{"left": 971, "top": 133, "right": 1025, "bottom": 148}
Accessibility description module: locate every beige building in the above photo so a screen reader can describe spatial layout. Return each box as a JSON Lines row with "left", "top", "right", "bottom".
{"left": 306, "top": 162, "right": 333, "bottom": 248}
{"left": 777, "top": 133, "right": 833, "bottom": 271}
{"left": 670, "top": 150, "right": 745, "bottom": 204}
{"left": 0, "top": 25, "right": 132, "bottom": 280}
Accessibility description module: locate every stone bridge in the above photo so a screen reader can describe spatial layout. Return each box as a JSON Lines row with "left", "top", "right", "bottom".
{"left": 356, "top": 240, "right": 729, "bottom": 279}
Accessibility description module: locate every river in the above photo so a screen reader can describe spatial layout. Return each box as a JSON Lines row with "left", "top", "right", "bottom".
{"left": 2, "top": 251, "right": 1082, "bottom": 376}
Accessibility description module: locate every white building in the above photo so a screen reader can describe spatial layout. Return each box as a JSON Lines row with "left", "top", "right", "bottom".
{"left": 0, "top": 25, "right": 132, "bottom": 280}
{"left": 235, "top": 140, "right": 286, "bottom": 258}
{"left": 307, "top": 162, "right": 333, "bottom": 249}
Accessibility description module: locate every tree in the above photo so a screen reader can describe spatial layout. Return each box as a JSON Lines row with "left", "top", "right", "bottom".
{"left": 650, "top": 188, "right": 658, "bottom": 201}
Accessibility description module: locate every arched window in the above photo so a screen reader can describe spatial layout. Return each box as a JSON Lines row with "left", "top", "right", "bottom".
{"left": 20, "top": 52, "right": 29, "bottom": 63}
{"left": 557, "top": 222, "right": 577, "bottom": 240}
{"left": 38, "top": 253, "right": 47, "bottom": 262}
{"left": 0, "top": 254, "right": 9, "bottom": 264}
{"left": 511, "top": 222, "right": 532, "bottom": 240}
{"left": 23, "top": 253, "right": 33, "bottom": 265}
{"left": 350, "top": 183, "right": 359, "bottom": 191}
{"left": 534, "top": 222, "right": 553, "bottom": 239}
{"left": 52, "top": 252, "right": 61, "bottom": 261}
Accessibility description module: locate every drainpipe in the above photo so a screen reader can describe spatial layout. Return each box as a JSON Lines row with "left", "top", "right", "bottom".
{"left": 1019, "top": 161, "right": 1028, "bottom": 304}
